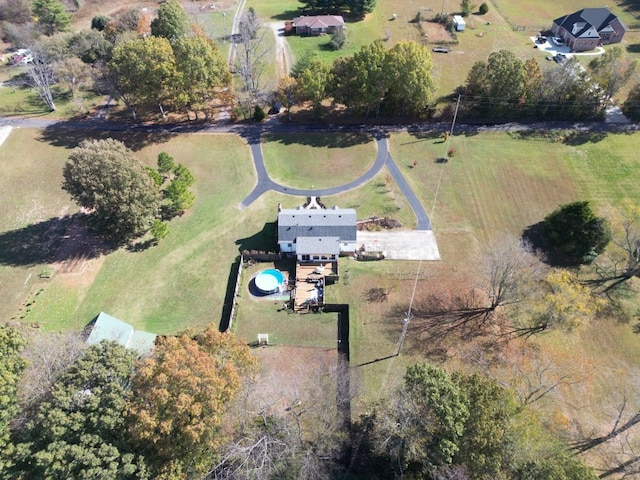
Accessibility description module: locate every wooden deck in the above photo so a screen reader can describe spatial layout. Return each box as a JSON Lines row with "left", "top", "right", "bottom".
{"left": 292, "top": 262, "right": 336, "bottom": 313}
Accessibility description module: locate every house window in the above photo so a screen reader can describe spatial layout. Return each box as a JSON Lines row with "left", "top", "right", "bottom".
{"left": 287, "top": 243, "right": 292, "bottom": 247}
{"left": 301, "top": 255, "right": 310, "bottom": 261}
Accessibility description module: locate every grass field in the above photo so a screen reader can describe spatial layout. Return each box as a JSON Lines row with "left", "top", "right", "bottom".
{"left": 261, "top": 133, "right": 375, "bottom": 188}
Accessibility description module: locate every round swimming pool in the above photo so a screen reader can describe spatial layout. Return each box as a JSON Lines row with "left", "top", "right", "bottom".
{"left": 254, "top": 269, "right": 285, "bottom": 294}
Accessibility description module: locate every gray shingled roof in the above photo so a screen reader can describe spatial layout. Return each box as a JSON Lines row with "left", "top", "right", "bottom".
{"left": 278, "top": 207, "right": 357, "bottom": 243}
{"left": 296, "top": 236, "right": 341, "bottom": 255}
{"left": 554, "top": 8, "right": 620, "bottom": 38}
{"left": 292, "top": 15, "right": 345, "bottom": 29}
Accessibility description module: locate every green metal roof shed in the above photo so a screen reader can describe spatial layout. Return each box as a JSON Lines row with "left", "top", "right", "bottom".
{"left": 86, "top": 312, "right": 157, "bottom": 356}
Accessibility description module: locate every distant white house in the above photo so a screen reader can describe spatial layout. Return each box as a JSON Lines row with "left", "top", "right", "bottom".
{"left": 453, "top": 15, "right": 466, "bottom": 31}
{"left": 278, "top": 202, "right": 357, "bottom": 262}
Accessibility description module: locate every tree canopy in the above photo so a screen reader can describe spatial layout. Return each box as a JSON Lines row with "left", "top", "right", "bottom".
{"left": 150, "top": 0, "right": 189, "bottom": 41}
{"left": 543, "top": 201, "right": 611, "bottom": 264}
{"left": 12, "top": 342, "right": 146, "bottom": 480}
{"left": 62, "top": 139, "right": 162, "bottom": 243}
{"left": 108, "top": 36, "right": 178, "bottom": 119}
{"left": 127, "top": 326, "right": 257, "bottom": 477}
{"left": 0, "top": 326, "right": 26, "bottom": 475}
{"left": 32, "top": 0, "right": 71, "bottom": 35}
{"left": 328, "top": 40, "right": 436, "bottom": 117}
{"left": 299, "top": 0, "right": 376, "bottom": 18}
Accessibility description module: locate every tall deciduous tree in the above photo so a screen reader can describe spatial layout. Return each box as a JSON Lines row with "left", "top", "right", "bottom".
{"left": 451, "top": 373, "right": 519, "bottom": 479}
{"left": 297, "top": 59, "right": 332, "bottom": 113}
{"left": 351, "top": 40, "right": 388, "bottom": 117}
{"left": 62, "top": 139, "right": 162, "bottom": 243}
{"left": 385, "top": 41, "right": 436, "bottom": 116}
{"left": 128, "top": 325, "right": 257, "bottom": 478}
{"left": 277, "top": 75, "right": 298, "bottom": 119}
{"left": 150, "top": 0, "right": 189, "bottom": 41}
{"left": 367, "top": 363, "right": 469, "bottom": 477}
{"left": 108, "top": 36, "right": 178, "bottom": 119}
{"left": 518, "top": 270, "right": 605, "bottom": 335}
{"left": 478, "top": 234, "right": 542, "bottom": 313}
{"left": 588, "top": 46, "right": 637, "bottom": 109}
{"left": 32, "top": 0, "right": 71, "bottom": 35}
{"left": 623, "top": 83, "right": 640, "bottom": 121}
{"left": 25, "top": 44, "right": 57, "bottom": 111}
{"left": 12, "top": 342, "right": 146, "bottom": 480}
{"left": 172, "top": 35, "right": 231, "bottom": 118}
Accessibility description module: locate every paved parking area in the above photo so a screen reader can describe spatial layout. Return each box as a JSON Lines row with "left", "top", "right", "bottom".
{"left": 356, "top": 231, "right": 441, "bottom": 261}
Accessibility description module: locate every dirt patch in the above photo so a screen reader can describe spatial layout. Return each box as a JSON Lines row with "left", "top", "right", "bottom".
{"left": 249, "top": 345, "right": 338, "bottom": 409}
{"left": 423, "top": 21, "right": 455, "bottom": 43}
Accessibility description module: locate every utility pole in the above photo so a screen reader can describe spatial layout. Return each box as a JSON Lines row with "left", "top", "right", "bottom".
{"left": 450, "top": 93, "right": 462, "bottom": 135}
{"left": 222, "top": 11, "right": 227, "bottom": 42}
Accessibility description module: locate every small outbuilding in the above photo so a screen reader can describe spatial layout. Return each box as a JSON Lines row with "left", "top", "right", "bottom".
{"left": 453, "top": 15, "right": 466, "bottom": 31}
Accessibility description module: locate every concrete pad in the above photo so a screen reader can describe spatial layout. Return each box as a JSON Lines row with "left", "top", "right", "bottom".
{"left": 356, "top": 230, "right": 441, "bottom": 261}
{"left": 0, "top": 126, "right": 12, "bottom": 147}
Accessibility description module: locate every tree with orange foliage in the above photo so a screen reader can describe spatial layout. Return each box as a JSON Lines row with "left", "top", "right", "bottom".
{"left": 127, "top": 325, "right": 257, "bottom": 478}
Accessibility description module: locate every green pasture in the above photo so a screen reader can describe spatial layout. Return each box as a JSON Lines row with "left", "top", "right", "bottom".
{"left": 261, "top": 133, "right": 375, "bottom": 189}
{"left": 325, "top": 168, "right": 417, "bottom": 228}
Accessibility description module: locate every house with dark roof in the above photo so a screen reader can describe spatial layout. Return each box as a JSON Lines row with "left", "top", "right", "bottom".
{"left": 278, "top": 203, "right": 356, "bottom": 262}
{"left": 551, "top": 7, "right": 626, "bottom": 52}
{"left": 291, "top": 15, "right": 345, "bottom": 36}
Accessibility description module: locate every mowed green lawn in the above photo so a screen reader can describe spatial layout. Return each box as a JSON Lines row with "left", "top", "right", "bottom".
{"left": 261, "top": 133, "right": 375, "bottom": 189}
{"left": 0, "top": 130, "right": 257, "bottom": 334}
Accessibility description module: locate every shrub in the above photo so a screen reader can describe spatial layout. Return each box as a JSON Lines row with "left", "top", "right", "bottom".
{"left": 479, "top": 2, "right": 489, "bottom": 14}
{"left": 329, "top": 28, "right": 346, "bottom": 50}
{"left": 91, "top": 15, "right": 110, "bottom": 31}
{"left": 253, "top": 105, "right": 266, "bottom": 122}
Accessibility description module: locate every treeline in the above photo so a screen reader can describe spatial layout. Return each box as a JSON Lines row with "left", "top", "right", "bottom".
{"left": 459, "top": 48, "right": 637, "bottom": 121}
{"left": 0, "top": 323, "right": 598, "bottom": 480}
{"left": 283, "top": 39, "right": 437, "bottom": 119}
{"left": 298, "top": 0, "right": 377, "bottom": 18}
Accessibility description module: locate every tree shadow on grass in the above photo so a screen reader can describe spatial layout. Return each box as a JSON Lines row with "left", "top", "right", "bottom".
{"left": 262, "top": 132, "right": 372, "bottom": 148}
{"left": 522, "top": 221, "right": 578, "bottom": 268}
{"left": 627, "top": 43, "right": 640, "bottom": 54}
{"left": 235, "top": 221, "right": 277, "bottom": 253}
{"left": 269, "top": 9, "right": 303, "bottom": 21}
{"left": 380, "top": 292, "right": 504, "bottom": 364}
{"left": 0, "top": 213, "right": 115, "bottom": 267}
{"left": 562, "top": 131, "right": 607, "bottom": 145}
{"left": 38, "top": 123, "right": 178, "bottom": 151}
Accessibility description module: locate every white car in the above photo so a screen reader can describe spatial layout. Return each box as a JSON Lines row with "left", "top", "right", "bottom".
{"left": 552, "top": 36, "right": 564, "bottom": 46}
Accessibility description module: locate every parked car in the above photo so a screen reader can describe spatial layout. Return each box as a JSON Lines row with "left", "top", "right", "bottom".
{"left": 553, "top": 53, "right": 568, "bottom": 63}
{"left": 536, "top": 35, "right": 547, "bottom": 44}
{"left": 552, "top": 36, "right": 564, "bottom": 46}
{"left": 432, "top": 47, "right": 451, "bottom": 53}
